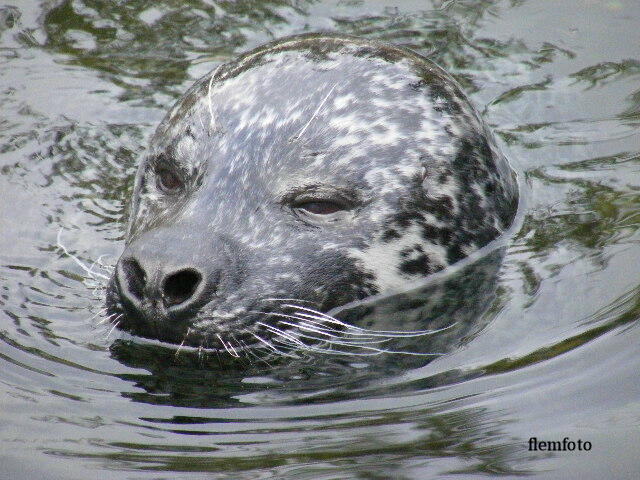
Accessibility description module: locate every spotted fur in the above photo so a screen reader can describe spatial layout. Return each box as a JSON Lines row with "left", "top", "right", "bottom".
{"left": 106, "top": 34, "right": 518, "bottom": 349}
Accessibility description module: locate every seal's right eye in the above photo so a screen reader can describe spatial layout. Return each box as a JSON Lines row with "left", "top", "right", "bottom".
{"left": 296, "top": 201, "right": 346, "bottom": 215}
{"left": 156, "top": 168, "right": 183, "bottom": 193}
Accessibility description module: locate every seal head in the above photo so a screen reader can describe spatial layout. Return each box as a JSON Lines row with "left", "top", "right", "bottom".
{"left": 106, "top": 34, "right": 518, "bottom": 348}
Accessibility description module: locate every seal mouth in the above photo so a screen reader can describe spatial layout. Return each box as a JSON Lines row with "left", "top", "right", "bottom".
{"left": 105, "top": 270, "right": 474, "bottom": 361}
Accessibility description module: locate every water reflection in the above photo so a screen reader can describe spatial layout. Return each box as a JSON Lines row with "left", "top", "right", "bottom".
{"left": 2, "top": 0, "right": 640, "bottom": 478}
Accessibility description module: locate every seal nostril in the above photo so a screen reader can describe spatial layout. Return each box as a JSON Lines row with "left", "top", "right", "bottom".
{"left": 162, "top": 269, "right": 202, "bottom": 308}
{"left": 121, "top": 259, "right": 146, "bottom": 301}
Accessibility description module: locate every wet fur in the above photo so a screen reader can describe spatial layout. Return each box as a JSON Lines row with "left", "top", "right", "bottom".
{"left": 105, "top": 34, "right": 518, "bottom": 351}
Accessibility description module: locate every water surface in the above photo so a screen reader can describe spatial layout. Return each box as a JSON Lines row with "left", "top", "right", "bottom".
{"left": 1, "top": 1, "right": 639, "bottom": 478}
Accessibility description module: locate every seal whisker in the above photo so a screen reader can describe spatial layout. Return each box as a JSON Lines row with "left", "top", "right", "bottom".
{"left": 227, "top": 337, "right": 240, "bottom": 358}
{"left": 250, "top": 311, "right": 353, "bottom": 339}
{"left": 250, "top": 333, "right": 299, "bottom": 358}
{"left": 286, "top": 317, "right": 377, "bottom": 337}
{"left": 257, "top": 316, "right": 389, "bottom": 349}
{"left": 296, "top": 337, "right": 445, "bottom": 357}
{"left": 236, "top": 338, "right": 253, "bottom": 364}
{"left": 57, "top": 229, "right": 110, "bottom": 281}
{"left": 295, "top": 316, "right": 458, "bottom": 338}
{"left": 256, "top": 311, "right": 454, "bottom": 356}
{"left": 91, "top": 307, "right": 108, "bottom": 323}
{"left": 100, "top": 312, "right": 116, "bottom": 324}
{"left": 229, "top": 333, "right": 243, "bottom": 351}
{"left": 297, "top": 332, "right": 394, "bottom": 346}
{"left": 269, "top": 335, "right": 304, "bottom": 349}
{"left": 255, "top": 321, "right": 306, "bottom": 348}
{"left": 216, "top": 333, "right": 239, "bottom": 358}
{"left": 206, "top": 66, "right": 221, "bottom": 131}
{"left": 261, "top": 298, "right": 318, "bottom": 305}
{"left": 283, "top": 329, "right": 391, "bottom": 348}
{"left": 230, "top": 334, "right": 253, "bottom": 363}
{"left": 175, "top": 328, "right": 194, "bottom": 357}
{"left": 296, "top": 342, "right": 386, "bottom": 356}
{"left": 273, "top": 314, "right": 353, "bottom": 335}
{"left": 175, "top": 339, "right": 186, "bottom": 357}
{"left": 96, "top": 317, "right": 111, "bottom": 326}
{"left": 281, "top": 304, "right": 368, "bottom": 330}
{"left": 292, "top": 83, "right": 337, "bottom": 141}
{"left": 250, "top": 308, "right": 458, "bottom": 357}
{"left": 247, "top": 310, "right": 333, "bottom": 328}
{"left": 282, "top": 307, "right": 455, "bottom": 338}
{"left": 96, "top": 314, "right": 111, "bottom": 327}
{"left": 274, "top": 319, "right": 341, "bottom": 339}
{"left": 105, "top": 320, "right": 121, "bottom": 339}
{"left": 90, "top": 254, "right": 114, "bottom": 275}
{"left": 240, "top": 344, "right": 260, "bottom": 365}
{"left": 285, "top": 304, "right": 456, "bottom": 337}
{"left": 242, "top": 339, "right": 274, "bottom": 367}
{"left": 281, "top": 326, "right": 397, "bottom": 346}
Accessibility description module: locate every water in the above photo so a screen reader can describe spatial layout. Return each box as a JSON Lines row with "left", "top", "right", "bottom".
{"left": 1, "top": 1, "right": 639, "bottom": 478}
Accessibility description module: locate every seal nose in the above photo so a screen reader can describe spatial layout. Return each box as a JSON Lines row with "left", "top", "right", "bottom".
{"left": 117, "top": 257, "right": 204, "bottom": 314}
{"left": 162, "top": 269, "right": 202, "bottom": 308}
{"left": 120, "top": 258, "right": 146, "bottom": 302}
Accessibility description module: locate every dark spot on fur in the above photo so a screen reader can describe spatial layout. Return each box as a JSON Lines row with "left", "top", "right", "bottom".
{"left": 429, "top": 83, "right": 462, "bottom": 115}
{"left": 391, "top": 209, "right": 425, "bottom": 230}
{"left": 447, "top": 243, "right": 466, "bottom": 264}
{"left": 478, "top": 137, "right": 497, "bottom": 171}
{"left": 397, "top": 298, "right": 429, "bottom": 311}
{"left": 484, "top": 180, "right": 495, "bottom": 195}
{"left": 382, "top": 228, "right": 401, "bottom": 242}
{"left": 409, "top": 80, "right": 427, "bottom": 92}
{"left": 400, "top": 254, "right": 432, "bottom": 275}
{"left": 438, "top": 170, "right": 452, "bottom": 183}
{"left": 421, "top": 224, "right": 453, "bottom": 245}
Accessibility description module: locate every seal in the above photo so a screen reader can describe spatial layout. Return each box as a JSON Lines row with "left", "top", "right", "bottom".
{"left": 105, "top": 33, "right": 518, "bottom": 352}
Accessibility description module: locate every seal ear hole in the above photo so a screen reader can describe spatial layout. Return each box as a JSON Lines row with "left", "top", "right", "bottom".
{"left": 121, "top": 259, "right": 146, "bottom": 301}
{"left": 162, "top": 269, "right": 202, "bottom": 308}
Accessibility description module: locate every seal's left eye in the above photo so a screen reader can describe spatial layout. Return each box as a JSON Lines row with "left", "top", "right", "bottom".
{"left": 156, "top": 168, "right": 183, "bottom": 193}
{"left": 296, "top": 201, "right": 345, "bottom": 215}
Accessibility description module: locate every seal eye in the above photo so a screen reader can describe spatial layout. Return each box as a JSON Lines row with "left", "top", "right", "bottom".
{"left": 156, "top": 168, "right": 183, "bottom": 193}
{"left": 296, "top": 201, "right": 345, "bottom": 215}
